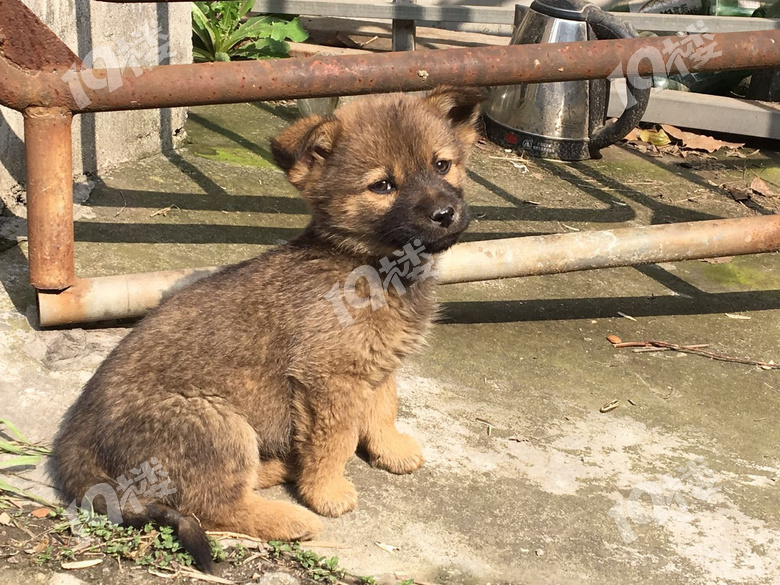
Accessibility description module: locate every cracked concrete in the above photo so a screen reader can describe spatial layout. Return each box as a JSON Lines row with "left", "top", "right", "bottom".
{"left": 1, "top": 99, "right": 779, "bottom": 585}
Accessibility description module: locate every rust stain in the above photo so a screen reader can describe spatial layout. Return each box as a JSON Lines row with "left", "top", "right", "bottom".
{"left": 24, "top": 107, "right": 76, "bottom": 290}
{"left": 37, "top": 279, "right": 91, "bottom": 327}
{"left": 0, "top": 0, "right": 79, "bottom": 72}
{"left": 2, "top": 29, "right": 777, "bottom": 113}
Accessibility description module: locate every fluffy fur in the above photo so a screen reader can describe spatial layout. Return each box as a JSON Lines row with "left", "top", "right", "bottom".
{"left": 52, "top": 87, "right": 484, "bottom": 571}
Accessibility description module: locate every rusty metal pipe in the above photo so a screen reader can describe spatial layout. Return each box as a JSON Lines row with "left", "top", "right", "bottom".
{"left": 37, "top": 267, "right": 220, "bottom": 327}
{"left": 24, "top": 107, "right": 76, "bottom": 291}
{"left": 37, "top": 214, "right": 780, "bottom": 327}
{"left": 1, "top": 31, "right": 779, "bottom": 112}
{"left": 436, "top": 214, "right": 780, "bottom": 283}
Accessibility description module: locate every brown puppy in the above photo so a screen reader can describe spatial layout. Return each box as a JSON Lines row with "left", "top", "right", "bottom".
{"left": 52, "top": 87, "right": 483, "bottom": 571}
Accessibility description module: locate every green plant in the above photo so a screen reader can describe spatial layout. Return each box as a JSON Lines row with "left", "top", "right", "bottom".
{"left": 211, "top": 539, "right": 228, "bottom": 563}
{"left": 58, "top": 510, "right": 226, "bottom": 569}
{"left": 360, "top": 577, "right": 379, "bottom": 585}
{"left": 34, "top": 545, "right": 53, "bottom": 564}
{"left": 268, "top": 539, "right": 300, "bottom": 557}
{"left": 60, "top": 547, "right": 75, "bottom": 560}
{"left": 136, "top": 524, "right": 195, "bottom": 567}
{"left": 267, "top": 543, "right": 346, "bottom": 583}
{"left": 295, "top": 549, "right": 322, "bottom": 570}
{"left": 192, "top": 0, "right": 308, "bottom": 62}
{"left": 398, "top": 580, "right": 415, "bottom": 585}
{"left": 0, "top": 419, "right": 53, "bottom": 509}
{"left": 295, "top": 551, "right": 345, "bottom": 583}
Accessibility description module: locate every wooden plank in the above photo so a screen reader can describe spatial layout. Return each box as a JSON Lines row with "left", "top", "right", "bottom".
{"left": 251, "top": 0, "right": 779, "bottom": 32}
{"left": 608, "top": 83, "right": 780, "bottom": 139}
{"left": 287, "top": 41, "right": 369, "bottom": 57}
{"left": 393, "top": 0, "right": 417, "bottom": 52}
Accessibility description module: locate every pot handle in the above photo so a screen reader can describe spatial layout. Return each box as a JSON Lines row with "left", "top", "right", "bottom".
{"left": 585, "top": 9, "right": 652, "bottom": 152}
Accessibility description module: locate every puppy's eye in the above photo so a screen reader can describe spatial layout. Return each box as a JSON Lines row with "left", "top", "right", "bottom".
{"left": 369, "top": 179, "right": 395, "bottom": 195}
{"left": 434, "top": 160, "right": 451, "bottom": 175}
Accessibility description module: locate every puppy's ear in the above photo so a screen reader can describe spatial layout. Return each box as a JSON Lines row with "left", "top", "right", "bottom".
{"left": 271, "top": 115, "right": 342, "bottom": 189}
{"left": 425, "top": 86, "right": 485, "bottom": 146}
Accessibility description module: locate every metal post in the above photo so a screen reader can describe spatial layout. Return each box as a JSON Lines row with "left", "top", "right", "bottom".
{"left": 392, "top": 0, "right": 417, "bottom": 52}
{"left": 24, "top": 107, "right": 76, "bottom": 291}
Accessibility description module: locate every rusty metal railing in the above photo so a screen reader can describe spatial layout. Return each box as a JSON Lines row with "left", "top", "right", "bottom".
{"left": 1, "top": 0, "right": 779, "bottom": 326}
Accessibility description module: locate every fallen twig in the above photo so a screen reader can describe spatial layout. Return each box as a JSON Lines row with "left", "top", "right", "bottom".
{"left": 609, "top": 339, "right": 778, "bottom": 369}
{"left": 114, "top": 189, "right": 127, "bottom": 218}
{"left": 631, "top": 344, "right": 709, "bottom": 353}
{"left": 149, "top": 204, "right": 179, "bottom": 217}
{"left": 148, "top": 567, "right": 235, "bottom": 584}
{"left": 474, "top": 417, "right": 496, "bottom": 436}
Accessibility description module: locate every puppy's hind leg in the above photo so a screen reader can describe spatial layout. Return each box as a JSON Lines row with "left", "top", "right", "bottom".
{"left": 173, "top": 412, "right": 320, "bottom": 541}
{"left": 206, "top": 488, "right": 322, "bottom": 541}
{"left": 360, "top": 375, "right": 424, "bottom": 475}
{"left": 256, "top": 458, "right": 294, "bottom": 489}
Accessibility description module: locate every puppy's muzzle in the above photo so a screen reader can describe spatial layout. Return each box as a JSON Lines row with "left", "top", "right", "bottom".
{"left": 410, "top": 174, "right": 468, "bottom": 231}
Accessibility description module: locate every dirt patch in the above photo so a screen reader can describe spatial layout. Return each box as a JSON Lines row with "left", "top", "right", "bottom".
{"left": 0, "top": 505, "right": 394, "bottom": 585}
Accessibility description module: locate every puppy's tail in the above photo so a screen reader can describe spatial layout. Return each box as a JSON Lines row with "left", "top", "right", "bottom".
{"left": 124, "top": 503, "right": 213, "bottom": 573}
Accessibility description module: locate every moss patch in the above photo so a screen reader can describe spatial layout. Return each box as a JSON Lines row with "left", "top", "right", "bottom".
{"left": 698, "top": 260, "right": 780, "bottom": 289}
{"left": 188, "top": 145, "right": 276, "bottom": 168}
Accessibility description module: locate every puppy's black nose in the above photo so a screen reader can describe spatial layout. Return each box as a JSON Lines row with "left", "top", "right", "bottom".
{"left": 430, "top": 206, "right": 455, "bottom": 228}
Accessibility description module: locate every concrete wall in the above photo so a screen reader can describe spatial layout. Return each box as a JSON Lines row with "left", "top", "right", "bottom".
{"left": 0, "top": 0, "right": 192, "bottom": 198}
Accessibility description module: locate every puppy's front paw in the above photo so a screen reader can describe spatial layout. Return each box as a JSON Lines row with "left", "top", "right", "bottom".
{"left": 300, "top": 477, "right": 358, "bottom": 518}
{"left": 370, "top": 432, "right": 425, "bottom": 475}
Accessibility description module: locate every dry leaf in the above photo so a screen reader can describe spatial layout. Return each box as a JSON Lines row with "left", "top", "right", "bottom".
{"left": 750, "top": 177, "right": 776, "bottom": 197}
{"left": 600, "top": 400, "right": 620, "bottom": 413}
{"left": 661, "top": 124, "right": 744, "bottom": 153}
{"left": 62, "top": 559, "right": 104, "bottom": 569}
{"left": 30, "top": 508, "right": 51, "bottom": 519}
{"left": 639, "top": 128, "right": 671, "bottom": 146}
{"left": 725, "top": 313, "right": 752, "bottom": 320}
{"left": 624, "top": 127, "right": 642, "bottom": 141}
{"left": 607, "top": 335, "right": 623, "bottom": 345}
{"left": 374, "top": 541, "right": 400, "bottom": 553}
{"left": 727, "top": 148, "right": 760, "bottom": 159}
{"left": 723, "top": 184, "right": 752, "bottom": 202}
{"left": 176, "top": 569, "right": 236, "bottom": 584}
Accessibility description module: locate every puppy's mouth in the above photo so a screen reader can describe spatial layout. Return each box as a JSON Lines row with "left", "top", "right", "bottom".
{"left": 418, "top": 209, "right": 470, "bottom": 253}
{"left": 420, "top": 232, "right": 464, "bottom": 254}
{"left": 376, "top": 205, "right": 470, "bottom": 256}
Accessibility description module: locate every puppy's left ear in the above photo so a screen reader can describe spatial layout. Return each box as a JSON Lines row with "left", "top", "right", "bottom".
{"left": 425, "top": 86, "right": 486, "bottom": 146}
{"left": 270, "top": 115, "right": 342, "bottom": 189}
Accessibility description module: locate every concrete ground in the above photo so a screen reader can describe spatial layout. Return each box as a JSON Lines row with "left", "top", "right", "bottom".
{"left": 1, "top": 99, "right": 779, "bottom": 585}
